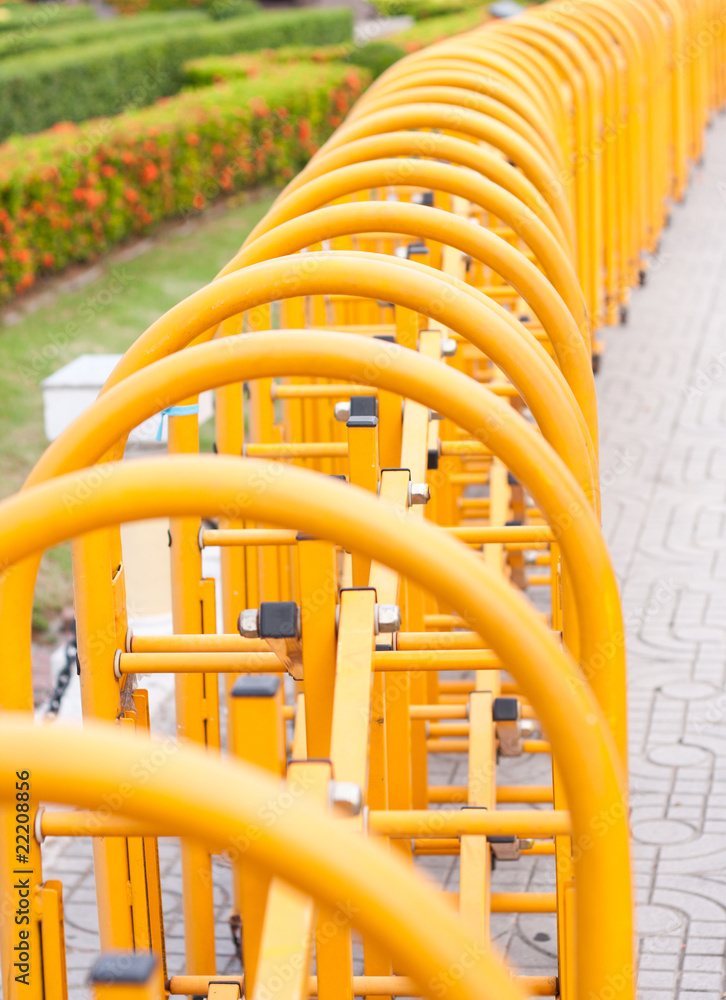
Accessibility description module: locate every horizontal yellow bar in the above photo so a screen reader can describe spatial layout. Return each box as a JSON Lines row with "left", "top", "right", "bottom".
{"left": 166, "top": 976, "right": 557, "bottom": 998}
{"left": 368, "top": 810, "right": 569, "bottom": 837}
{"left": 429, "top": 786, "right": 553, "bottom": 804}
{"left": 118, "top": 649, "right": 502, "bottom": 675}
{"left": 427, "top": 737, "right": 551, "bottom": 752}
{"left": 245, "top": 442, "right": 348, "bottom": 458}
{"left": 448, "top": 526, "right": 554, "bottom": 544}
{"left": 440, "top": 441, "right": 491, "bottom": 456}
{"left": 273, "top": 384, "right": 377, "bottom": 400}
{"left": 202, "top": 528, "right": 299, "bottom": 547}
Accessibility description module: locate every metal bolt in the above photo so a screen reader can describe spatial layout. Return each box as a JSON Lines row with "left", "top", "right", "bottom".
{"left": 409, "top": 483, "right": 431, "bottom": 506}
{"left": 334, "top": 401, "right": 351, "bottom": 422}
{"left": 441, "top": 337, "right": 458, "bottom": 358}
{"left": 375, "top": 604, "right": 401, "bottom": 634}
{"left": 329, "top": 780, "right": 362, "bottom": 817}
{"left": 238, "top": 608, "right": 260, "bottom": 638}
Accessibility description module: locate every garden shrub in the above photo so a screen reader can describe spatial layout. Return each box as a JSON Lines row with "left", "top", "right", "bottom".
{"left": 0, "top": 6, "right": 353, "bottom": 139}
{"left": 0, "top": 60, "right": 370, "bottom": 303}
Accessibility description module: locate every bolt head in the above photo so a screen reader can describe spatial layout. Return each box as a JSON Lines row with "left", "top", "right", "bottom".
{"left": 441, "top": 337, "right": 458, "bottom": 357}
{"left": 329, "top": 780, "right": 362, "bottom": 817}
{"left": 334, "top": 401, "right": 351, "bottom": 422}
{"left": 238, "top": 608, "right": 260, "bottom": 638}
{"left": 409, "top": 483, "right": 431, "bottom": 506}
{"left": 376, "top": 603, "right": 401, "bottom": 633}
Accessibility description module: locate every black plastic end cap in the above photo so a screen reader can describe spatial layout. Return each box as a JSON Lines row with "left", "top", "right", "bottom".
{"left": 231, "top": 675, "right": 281, "bottom": 699}
{"left": 259, "top": 601, "right": 298, "bottom": 639}
{"left": 89, "top": 952, "right": 158, "bottom": 985}
{"left": 492, "top": 696, "right": 519, "bottom": 722}
{"left": 427, "top": 448, "right": 439, "bottom": 470}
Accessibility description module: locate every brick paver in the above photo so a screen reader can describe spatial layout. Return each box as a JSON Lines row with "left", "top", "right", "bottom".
{"left": 36, "top": 113, "right": 726, "bottom": 998}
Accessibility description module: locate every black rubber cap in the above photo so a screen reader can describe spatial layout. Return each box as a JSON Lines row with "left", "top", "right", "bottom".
{"left": 89, "top": 953, "right": 158, "bottom": 985}
{"left": 231, "top": 675, "right": 281, "bottom": 698}
{"left": 492, "top": 696, "right": 519, "bottom": 722}
{"left": 259, "top": 601, "right": 298, "bottom": 639}
{"left": 427, "top": 447, "right": 439, "bottom": 470}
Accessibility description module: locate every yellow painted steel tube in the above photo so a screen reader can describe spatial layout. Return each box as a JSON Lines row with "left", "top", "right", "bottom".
{"left": 228, "top": 188, "right": 588, "bottom": 353}
{"left": 273, "top": 131, "right": 569, "bottom": 251}
{"left": 85, "top": 253, "right": 598, "bottom": 490}
{"left": 18, "top": 331, "right": 623, "bottom": 754}
{"left": 0, "top": 719, "right": 524, "bottom": 1000}
{"left": 348, "top": 85, "right": 555, "bottom": 166}
{"left": 354, "top": 68, "right": 564, "bottom": 167}
{"left": 265, "top": 104, "right": 576, "bottom": 251}
{"left": 0, "top": 457, "right": 633, "bottom": 1000}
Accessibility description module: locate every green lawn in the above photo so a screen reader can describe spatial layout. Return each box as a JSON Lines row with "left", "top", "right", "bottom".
{"left": 0, "top": 188, "right": 278, "bottom": 633}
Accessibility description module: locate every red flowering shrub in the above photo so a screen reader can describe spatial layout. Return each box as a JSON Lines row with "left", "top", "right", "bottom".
{"left": 0, "top": 61, "right": 370, "bottom": 306}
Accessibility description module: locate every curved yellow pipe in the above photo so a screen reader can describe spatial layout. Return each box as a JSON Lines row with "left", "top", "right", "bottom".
{"left": 277, "top": 130, "right": 569, "bottom": 253}
{"left": 0, "top": 718, "right": 525, "bottom": 1000}
{"left": 357, "top": 67, "right": 563, "bottom": 166}
{"left": 0, "top": 456, "right": 634, "bottom": 1000}
{"left": 230, "top": 200, "right": 590, "bottom": 389}
{"left": 307, "top": 103, "right": 576, "bottom": 248}
{"left": 242, "top": 157, "right": 587, "bottom": 346}
{"left": 24, "top": 330, "right": 624, "bottom": 752}
{"left": 347, "top": 84, "right": 555, "bottom": 166}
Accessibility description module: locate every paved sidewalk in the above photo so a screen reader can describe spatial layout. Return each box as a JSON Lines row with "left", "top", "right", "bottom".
{"left": 37, "top": 112, "right": 726, "bottom": 1000}
{"left": 598, "top": 113, "right": 726, "bottom": 1000}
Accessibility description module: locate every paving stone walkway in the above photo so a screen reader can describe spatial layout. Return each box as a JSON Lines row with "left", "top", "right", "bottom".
{"left": 34, "top": 112, "right": 726, "bottom": 1000}
{"left": 597, "top": 112, "right": 726, "bottom": 1000}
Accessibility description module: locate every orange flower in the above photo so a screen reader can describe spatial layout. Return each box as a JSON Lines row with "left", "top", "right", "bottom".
{"left": 124, "top": 187, "right": 139, "bottom": 204}
{"left": 186, "top": 132, "right": 200, "bottom": 146}
{"left": 141, "top": 162, "right": 159, "bottom": 183}
{"left": 192, "top": 192, "right": 205, "bottom": 210}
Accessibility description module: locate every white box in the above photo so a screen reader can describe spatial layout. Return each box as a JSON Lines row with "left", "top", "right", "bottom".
{"left": 41, "top": 354, "right": 213, "bottom": 445}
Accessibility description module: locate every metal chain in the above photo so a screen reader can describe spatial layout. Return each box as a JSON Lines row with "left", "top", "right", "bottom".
{"left": 46, "top": 624, "right": 78, "bottom": 718}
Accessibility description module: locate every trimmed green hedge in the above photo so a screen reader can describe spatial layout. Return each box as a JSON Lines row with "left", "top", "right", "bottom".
{"left": 0, "top": 60, "right": 370, "bottom": 303}
{"left": 0, "top": 6, "right": 353, "bottom": 140}
{"left": 183, "top": 6, "right": 489, "bottom": 88}
{"left": 369, "top": 0, "right": 486, "bottom": 20}
{"left": 183, "top": 43, "right": 353, "bottom": 85}
{"left": 0, "top": 2, "right": 95, "bottom": 33}
{"left": 0, "top": 10, "right": 209, "bottom": 60}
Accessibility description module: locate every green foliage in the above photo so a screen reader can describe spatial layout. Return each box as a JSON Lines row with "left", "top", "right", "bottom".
{"left": 0, "top": 10, "right": 207, "bottom": 60}
{"left": 0, "top": 6, "right": 353, "bottom": 140}
{"left": 208, "top": 0, "right": 260, "bottom": 21}
{"left": 0, "top": 2, "right": 95, "bottom": 33}
{"left": 346, "top": 39, "right": 403, "bottom": 78}
{"left": 182, "top": 42, "right": 353, "bottom": 85}
{"left": 369, "top": 0, "right": 485, "bottom": 18}
{"left": 0, "top": 60, "right": 370, "bottom": 304}
{"left": 384, "top": 3, "right": 489, "bottom": 46}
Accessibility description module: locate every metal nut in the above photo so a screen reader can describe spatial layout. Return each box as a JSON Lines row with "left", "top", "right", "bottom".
{"left": 409, "top": 483, "right": 431, "bottom": 506}
{"left": 238, "top": 608, "right": 260, "bottom": 638}
{"left": 329, "top": 780, "right": 363, "bottom": 817}
{"left": 441, "top": 337, "right": 458, "bottom": 357}
{"left": 375, "top": 603, "right": 401, "bottom": 634}
{"left": 334, "top": 401, "right": 351, "bottom": 423}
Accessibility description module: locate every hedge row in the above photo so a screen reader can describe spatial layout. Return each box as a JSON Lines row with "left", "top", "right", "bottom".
{"left": 0, "top": 9, "right": 210, "bottom": 61}
{"left": 368, "top": 0, "right": 485, "bottom": 20}
{"left": 183, "top": 6, "right": 490, "bottom": 86}
{"left": 0, "top": 6, "right": 353, "bottom": 140}
{"left": 0, "top": 2, "right": 95, "bottom": 33}
{"left": 0, "top": 60, "right": 370, "bottom": 303}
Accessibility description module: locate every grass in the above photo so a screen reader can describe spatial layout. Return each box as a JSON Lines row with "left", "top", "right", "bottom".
{"left": 0, "top": 188, "right": 278, "bottom": 635}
